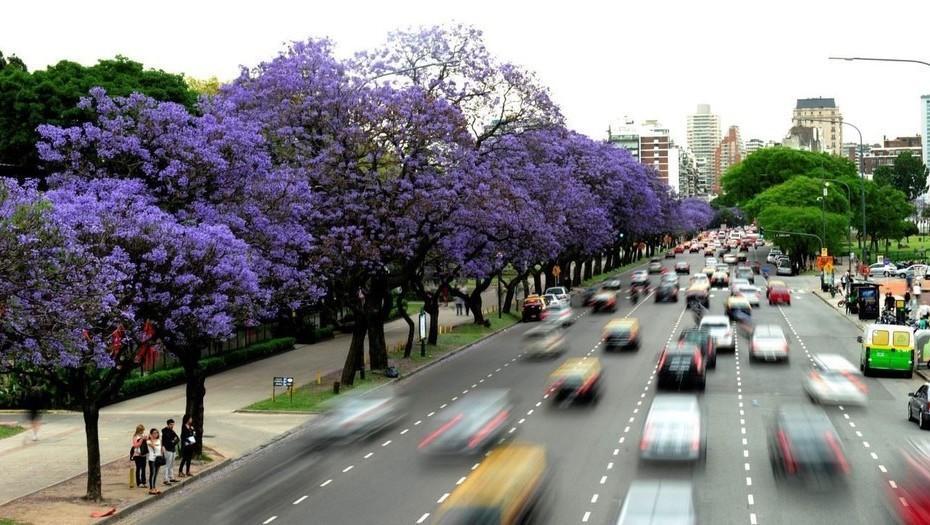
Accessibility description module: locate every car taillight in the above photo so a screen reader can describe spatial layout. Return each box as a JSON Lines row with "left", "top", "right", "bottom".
{"left": 640, "top": 422, "right": 653, "bottom": 451}
{"left": 691, "top": 424, "right": 701, "bottom": 452}
{"left": 658, "top": 350, "right": 668, "bottom": 370}
{"left": 693, "top": 349, "right": 703, "bottom": 370}
{"left": 418, "top": 414, "right": 464, "bottom": 449}
{"left": 823, "top": 432, "right": 850, "bottom": 474}
{"left": 776, "top": 430, "right": 797, "bottom": 474}
{"left": 547, "top": 379, "right": 564, "bottom": 394}
{"left": 467, "top": 410, "right": 509, "bottom": 449}
{"left": 840, "top": 371, "right": 868, "bottom": 393}
{"left": 578, "top": 373, "right": 599, "bottom": 394}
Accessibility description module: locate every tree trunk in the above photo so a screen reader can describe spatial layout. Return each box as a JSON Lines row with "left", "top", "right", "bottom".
{"left": 584, "top": 258, "right": 593, "bottom": 280}
{"left": 468, "top": 277, "right": 492, "bottom": 325}
{"left": 572, "top": 259, "right": 582, "bottom": 287}
{"left": 503, "top": 282, "right": 518, "bottom": 314}
{"left": 182, "top": 355, "right": 206, "bottom": 457}
{"left": 82, "top": 403, "right": 102, "bottom": 501}
{"left": 398, "top": 295, "right": 415, "bottom": 359}
{"left": 594, "top": 255, "right": 603, "bottom": 275}
{"left": 533, "top": 271, "right": 542, "bottom": 295}
{"left": 425, "top": 294, "right": 440, "bottom": 345}
{"left": 341, "top": 315, "right": 367, "bottom": 386}
{"left": 365, "top": 282, "right": 390, "bottom": 370}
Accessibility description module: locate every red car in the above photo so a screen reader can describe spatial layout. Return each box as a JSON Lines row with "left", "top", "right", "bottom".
{"left": 768, "top": 285, "right": 791, "bottom": 305}
{"left": 889, "top": 441, "right": 930, "bottom": 525}
{"left": 674, "top": 245, "right": 685, "bottom": 254}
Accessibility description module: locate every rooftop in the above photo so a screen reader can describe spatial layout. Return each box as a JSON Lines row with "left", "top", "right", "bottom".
{"left": 796, "top": 97, "right": 837, "bottom": 109}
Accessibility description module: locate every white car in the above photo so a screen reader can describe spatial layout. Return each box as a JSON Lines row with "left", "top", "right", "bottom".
{"left": 616, "top": 481, "right": 696, "bottom": 525}
{"left": 722, "top": 253, "right": 738, "bottom": 264}
{"left": 766, "top": 250, "right": 783, "bottom": 264}
{"left": 705, "top": 257, "right": 718, "bottom": 267}
{"left": 803, "top": 354, "right": 867, "bottom": 406}
{"left": 639, "top": 394, "right": 704, "bottom": 462}
{"left": 700, "top": 315, "right": 734, "bottom": 351}
{"left": 897, "top": 264, "right": 928, "bottom": 279}
{"left": 544, "top": 286, "right": 569, "bottom": 303}
{"left": 749, "top": 324, "right": 788, "bottom": 362}
{"left": 730, "top": 278, "right": 750, "bottom": 293}
{"left": 542, "top": 302, "right": 573, "bottom": 326}
{"left": 867, "top": 263, "right": 897, "bottom": 277}
{"left": 736, "top": 285, "right": 761, "bottom": 306}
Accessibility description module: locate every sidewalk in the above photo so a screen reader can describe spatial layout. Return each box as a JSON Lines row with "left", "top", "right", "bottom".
{"left": 0, "top": 289, "right": 501, "bottom": 507}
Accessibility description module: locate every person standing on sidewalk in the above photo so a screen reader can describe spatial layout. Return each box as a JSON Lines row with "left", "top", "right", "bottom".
{"left": 161, "top": 419, "right": 179, "bottom": 485}
{"left": 146, "top": 428, "right": 164, "bottom": 495}
{"left": 131, "top": 424, "right": 148, "bottom": 488}
{"left": 23, "top": 387, "right": 44, "bottom": 442}
{"left": 178, "top": 414, "right": 196, "bottom": 478}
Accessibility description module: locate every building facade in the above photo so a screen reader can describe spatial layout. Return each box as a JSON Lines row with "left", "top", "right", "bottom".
{"left": 792, "top": 98, "right": 843, "bottom": 156}
{"left": 862, "top": 136, "right": 923, "bottom": 175}
{"left": 675, "top": 147, "right": 702, "bottom": 197}
{"left": 744, "top": 138, "right": 766, "bottom": 156}
{"left": 686, "top": 104, "right": 721, "bottom": 196}
{"left": 608, "top": 118, "right": 673, "bottom": 187}
{"left": 712, "top": 126, "right": 743, "bottom": 193}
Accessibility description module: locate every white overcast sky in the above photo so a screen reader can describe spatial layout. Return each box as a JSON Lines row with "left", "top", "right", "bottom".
{"left": 5, "top": 0, "right": 929, "bottom": 146}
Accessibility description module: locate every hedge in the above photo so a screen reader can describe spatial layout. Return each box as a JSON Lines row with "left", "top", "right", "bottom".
{"left": 115, "top": 337, "right": 296, "bottom": 402}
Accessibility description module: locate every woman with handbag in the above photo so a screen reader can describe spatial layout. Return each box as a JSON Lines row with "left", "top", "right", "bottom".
{"left": 130, "top": 424, "right": 147, "bottom": 488}
{"left": 146, "top": 428, "right": 165, "bottom": 495}
{"left": 178, "top": 414, "right": 196, "bottom": 477}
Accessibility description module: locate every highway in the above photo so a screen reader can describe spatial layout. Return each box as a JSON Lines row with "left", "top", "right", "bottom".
{"left": 130, "top": 249, "right": 926, "bottom": 525}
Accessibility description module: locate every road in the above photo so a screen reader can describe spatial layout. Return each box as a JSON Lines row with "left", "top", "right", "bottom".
{"left": 129, "top": 248, "right": 925, "bottom": 525}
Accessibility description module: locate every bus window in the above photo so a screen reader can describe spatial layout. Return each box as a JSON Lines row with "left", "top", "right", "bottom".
{"left": 894, "top": 331, "right": 911, "bottom": 347}
{"left": 872, "top": 330, "right": 889, "bottom": 346}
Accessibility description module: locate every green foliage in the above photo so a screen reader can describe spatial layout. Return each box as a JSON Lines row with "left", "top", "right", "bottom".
{"left": 900, "top": 221, "right": 920, "bottom": 239}
{"left": 922, "top": 207, "right": 930, "bottom": 220}
{"left": 0, "top": 51, "right": 26, "bottom": 72}
{"left": 743, "top": 176, "right": 849, "bottom": 219}
{"left": 186, "top": 76, "right": 222, "bottom": 96}
{"left": 720, "top": 147, "right": 856, "bottom": 205}
{"left": 0, "top": 54, "right": 197, "bottom": 169}
{"left": 116, "top": 337, "right": 295, "bottom": 400}
{"left": 872, "top": 151, "right": 928, "bottom": 201}
{"left": 757, "top": 205, "right": 848, "bottom": 256}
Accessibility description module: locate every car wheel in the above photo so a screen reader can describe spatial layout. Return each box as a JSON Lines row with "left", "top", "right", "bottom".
{"left": 921, "top": 411, "right": 930, "bottom": 430}
{"left": 909, "top": 404, "right": 916, "bottom": 422}
{"left": 709, "top": 356, "right": 717, "bottom": 369}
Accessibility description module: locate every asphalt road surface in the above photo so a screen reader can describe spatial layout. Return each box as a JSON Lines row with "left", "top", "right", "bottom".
{"left": 129, "top": 248, "right": 923, "bottom": 525}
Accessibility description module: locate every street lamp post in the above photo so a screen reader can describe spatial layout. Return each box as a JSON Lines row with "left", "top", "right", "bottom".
{"left": 823, "top": 180, "right": 853, "bottom": 273}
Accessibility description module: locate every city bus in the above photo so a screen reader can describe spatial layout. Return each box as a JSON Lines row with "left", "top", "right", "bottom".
{"left": 859, "top": 323, "right": 914, "bottom": 378}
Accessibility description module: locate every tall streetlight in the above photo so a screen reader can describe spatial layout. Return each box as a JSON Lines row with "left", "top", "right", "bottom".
{"left": 829, "top": 56, "right": 930, "bottom": 68}
{"left": 824, "top": 180, "right": 853, "bottom": 273}
{"left": 802, "top": 117, "right": 867, "bottom": 264}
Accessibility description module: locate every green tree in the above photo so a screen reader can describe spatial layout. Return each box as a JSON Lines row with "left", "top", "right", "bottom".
{"left": 743, "top": 176, "right": 850, "bottom": 220}
{"left": 720, "top": 147, "right": 856, "bottom": 205}
{"left": 872, "top": 151, "right": 928, "bottom": 201}
{"left": 758, "top": 205, "right": 847, "bottom": 265}
{"left": 0, "top": 51, "right": 26, "bottom": 72}
{"left": 0, "top": 54, "right": 197, "bottom": 170}
{"left": 186, "top": 76, "right": 222, "bottom": 96}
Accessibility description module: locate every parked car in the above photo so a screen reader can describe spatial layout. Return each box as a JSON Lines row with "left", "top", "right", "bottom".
{"left": 522, "top": 294, "right": 546, "bottom": 321}
{"left": 766, "top": 249, "right": 783, "bottom": 264}
{"left": 868, "top": 262, "right": 897, "bottom": 278}
{"left": 897, "top": 264, "right": 928, "bottom": 280}
{"left": 776, "top": 257, "right": 793, "bottom": 276}
{"left": 544, "top": 286, "right": 569, "bottom": 303}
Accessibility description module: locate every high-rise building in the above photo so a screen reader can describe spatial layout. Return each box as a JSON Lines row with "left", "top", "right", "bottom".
{"left": 608, "top": 118, "right": 673, "bottom": 187}
{"left": 712, "top": 126, "right": 743, "bottom": 193}
{"left": 686, "top": 104, "right": 721, "bottom": 196}
{"left": 676, "top": 147, "right": 701, "bottom": 198}
{"left": 745, "top": 138, "right": 766, "bottom": 156}
{"left": 863, "top": 136, "right": 923, "bottom": 175}
{"left": 922, "top": 95, "right": 930, "bottom": 168}
{"left": 792, "top": 98, "right": 843, "bottom": 155}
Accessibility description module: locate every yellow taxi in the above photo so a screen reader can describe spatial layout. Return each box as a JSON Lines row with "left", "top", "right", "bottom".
{"left": 725, "top": 295, "right": 752, "bottom": 320}
{"left": 547, "top": 358, "right": 602, "bottom": 403}
{"left": 603, "top": 319, "right": 640, "bottom": 351}
{"left": 702, "top": 265, "right": 715, "bottom": 278}
{"left": 686, "top": 281, "right": 710, "bottom": 308}
{"left": 432, "top": 443, "right": 548, "bottom": 525}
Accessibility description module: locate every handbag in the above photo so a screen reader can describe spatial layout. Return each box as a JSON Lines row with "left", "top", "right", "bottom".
{"left": 155, "top": 455, "right": 166, "bottom": 466}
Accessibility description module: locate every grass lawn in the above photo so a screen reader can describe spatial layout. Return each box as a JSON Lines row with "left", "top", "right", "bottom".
{"left": 0, "top": 519, "right": 27, "bottom": 525}
{"left": 0, "top": 424, "right": 25, "bottom": 440}
{"left": 243, "top": 312, "right": 520, "bottom": 413}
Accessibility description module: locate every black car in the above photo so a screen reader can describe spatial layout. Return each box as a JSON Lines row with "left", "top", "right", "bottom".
{"left": 657, "top": 342, "right": 706, "bottom": 390}
{"left": 677, "top": 328, "right": 717, "bottom": 369}
{"left": 581, "top": 287, "right": 599, "bottom": 306}
{"left": 602, "top": 279, "right": 622, "bottom": 291}
{"left": 655, "top": 281, "right": 679, "bottom": 303}
{"left": 768, "top": 405, "right": 850, "bottom": 485}
{"left": 590, "top": 291, "right": 618, "bottom": 313}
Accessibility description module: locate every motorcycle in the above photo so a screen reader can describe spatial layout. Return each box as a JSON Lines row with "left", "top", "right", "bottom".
{"left": 631, "top": 288, "right": 639, "bottom": 305}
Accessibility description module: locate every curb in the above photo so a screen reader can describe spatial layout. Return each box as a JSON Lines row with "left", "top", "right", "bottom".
{"left": 107, "top": 426, "right": 304, "bottom": 523}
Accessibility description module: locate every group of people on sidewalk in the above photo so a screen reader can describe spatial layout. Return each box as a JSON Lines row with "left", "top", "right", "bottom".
{"left": 130, "top": 415, "right": 198, "bottom": 495}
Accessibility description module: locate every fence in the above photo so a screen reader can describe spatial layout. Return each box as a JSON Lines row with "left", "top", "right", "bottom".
{"left": 142, "top": 323, "right": 279, "bottom": 375}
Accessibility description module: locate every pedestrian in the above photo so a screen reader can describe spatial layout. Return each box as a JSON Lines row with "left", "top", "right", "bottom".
{"left": 161, "top": 419, "right": 180, "bottom": 485}
{"left": 454, "top": 296, "right": 463, "bottom": 316}
{"left": 146, "top": 428, "right": 164, "bottom": 495}
{"left": 178, "top": 414, "right": 196, "bottom": 478}
{"left": 23, "top": 387, "right": 43, "bottom": 442}
{"left": 907, "top": 273, "right": 914, "bottom": 291}
{"left": 845, "top": 288, "right": 856, "bottom": 315}
{"left": 884, "top": 291, "right": 895, "bottom": 312}
{"left": 130, "top": 424, "right": 148, "bottom": 489}
{"left": 461, "top": 288, "right": 470, "bottom": 316}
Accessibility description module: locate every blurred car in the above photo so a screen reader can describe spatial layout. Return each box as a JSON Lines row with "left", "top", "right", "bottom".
{"left": 418, "top": 390, "right": 513, "bottom": 455}
{"left": 640, "top": 394, "right": 705, "bottom": 462}
{"left": 648, "top": 258, "right": 663, "bottom": 274}
{"left": 711, "top": 270, "right": 729, "bottom": 288}
{"left": 685, "top": 282, "right": 710, "bottom": 309}
{"left": 541, "top": 301, "right": 573, "bottom": 326}
{"left": 735, "top": 265, "right": 754, "bottom": 284}
{"left": 737, "top": 252, "right": 748, "bottom": 263}
{"left": 768, "top": 405, "right": 850, "bottom": 484}
{"left": 656, "top": 278, "right": 680, "bottom": 303}
{"left": 766, "top": 249, "right": 783, "bottom": 263}
{"left": 768, "top": 284, "right": 791, "bottom": 306}
{"left": 591, "top": 291, "right": 618, "bottom": 313}
{"left": 715, "top": 263, "right": 729, "bottom": 273}
{"left": 678, "top": 327, "right": 717, "bottom": 369}
{"left": 755, "top": 239, "right": 765, "bottom": 247}
{"left": 764, "top": 279, "right": 786, "bottom": 298}
{"left": 908, "top": 383, "right": 930, "bottom": 430}
{"left": 735, "top": 285, "right": 761, "bottom": 306}
{"left": 705, "top": 257, "right": 718, "bottom": 266}
{"left": 689, "top": 273, "right": 709, "bottom": 286}
{"left": 615, "top": 480, "right": 696, "bottom": 525}
{"left": 690, "top": 244, "right": 702, "bottom": 253}
{"left": 522, "top": 294, "right": 546, "bottom": 321}
{"left": 657, "top": 342, "right": 706, "bottom": 391}
{"left": 665, "top": 249, "right": 676, "bottom": 259}
{"left": 602, "top": 279, "right": 623, "bottom": 291}
{"left": 702, "top": 265, "right": 716, "bottom": 279}
{"left": 544, "top": 286, "right": 569, "bottom": 304}
{"left": 776, "top": 257, "right": 793, "bottom": 276}
{"left": 433, "top": 442, "right": 549, "bottom": 525}
{"left": 542, "top": 293, "right": 563, "bottom": 307}
{"left": 804, "top": 354, "right": 867, "bottom": 406}
{"left": 723, "top": 253, "right": 738, "bottom": 264}
{"left": 547, "top": 358, "right": 602, "bottom": 404}
{"left": 603, "top": 318, "right": 640, "bottom": 351}
{"left": 729, "top": 277, "right": 750, "bottom": 293}
{"left": 887, "top": 440, "right": 930, "bottom": 525}
{"left": 675, "top": 261, "right": 690, "bottom": 274}
{"left": 704, "top": 246, "right": 715, "bottom": 256}
{"left": 868, "top": 262, "right": 897, "bottom": 277}
{"left": 674, "top": 245, "right": 685, "bottom": 254}
{"left": 631, "top": 270, "right": 651, "bottom": 291}
{"left": 700, "top": 315, "right": 734, "bottom": 351}
{"left": 725, "top": 296, "right": 752, "bottom": 320}
{"left": 581, "top": 287, "right": 599, "bottom": 306}
{"left": 897, "top": 264, "right": 928, "bottom": 280}
{"left": 750, "top": 324, "right": 788, "bottom": 362}
{"left": 312, "top": 392, "right": 408, "bottom": 444}
{"left": 523, "top": 324, "right": 568, "bottom": 359}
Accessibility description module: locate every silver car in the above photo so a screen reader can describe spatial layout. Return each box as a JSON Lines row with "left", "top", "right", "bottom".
{"left": 522, "top": 324, "right": 568, "bottom": 359}
{"left": 868, "top": 262, "right": 896, "bottom": 277}
{"left": 616, "top": 480, "right": 696, "bottom": 525}
{"left": 750, "top": 324, "right": 789, "bottom": 362}
{"left": 700, "top": 315, "right": 734, "bottom": 351}
{"left": 804, "top": 354, "right": 867, "bottom": 406}
{"left": 311, "top": 391, "right": 408, "bottom": 444}
{"left": 736, "top": 285, "right": 761, "bottom": 306}
{"left": 639, "top": 394, "right": 704, "bottom": 461}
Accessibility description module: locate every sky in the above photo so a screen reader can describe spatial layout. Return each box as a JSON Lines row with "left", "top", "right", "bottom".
{"left": 4, "top": 0, "right": 929, "bottom": 147}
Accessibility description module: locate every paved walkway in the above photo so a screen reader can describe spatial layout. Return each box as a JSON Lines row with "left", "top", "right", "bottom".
{"left": 0, "top": 290, "right": 502, "bottom": 506}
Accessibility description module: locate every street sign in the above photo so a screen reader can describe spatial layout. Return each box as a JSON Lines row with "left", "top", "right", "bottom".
{"left": 272, "top": 376, "right": 294, "bottom": 402}
{"left": 418, "top": 311, "right": 428, "bottom": 340}
{"left": 820, "top": 248, "right": 828, "bottom": 257}
{"left": 877, "top": 255, "right": 885, "bottom": 265}
{"left": 552, "top": 265, "right": 561, "bottom": 278}
{"left": 273, "top": 376, "right": 294, "bottom": 387}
